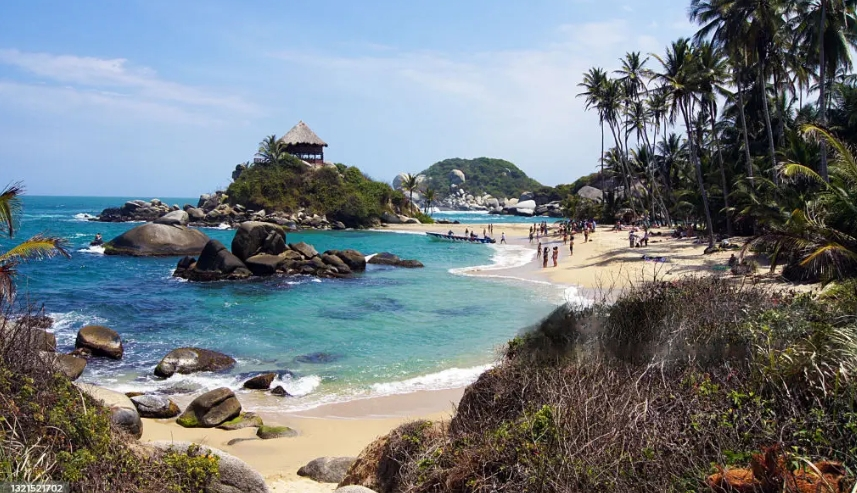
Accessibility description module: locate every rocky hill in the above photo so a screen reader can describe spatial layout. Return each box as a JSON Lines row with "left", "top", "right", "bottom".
{"left": 417, "top": 158, "right": 542, "bottom": 199}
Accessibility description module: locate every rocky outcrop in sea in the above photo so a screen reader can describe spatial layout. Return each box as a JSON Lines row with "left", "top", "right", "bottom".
{"left": 93, "top": 192, "right": 348, "bottom": 230}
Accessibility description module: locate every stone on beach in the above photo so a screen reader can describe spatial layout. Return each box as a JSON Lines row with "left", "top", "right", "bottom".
{"left": 271, "top": 385, "right": 291, "bottom": 396}
{"left": 75, "top": 325, "right": 123, "bottom": 359}
{"left": 103, "top": 223, "right": 210, "bottom": 256}
{"left": 148, "top": 441, "right": 271, "bottom": 493}
{"left": 243, "top": 372, "right": 276, "bottom": 390}
{"left": 176, "top": 387, "right": 242, "bottom": 428}
{"left": 75, "top": 383, "right": 142, "bottom": 438}
{"left": 130, "top": 395, "right": 181, "bottom": 419}
{"left": 334, "top": 487, "right": 379, "bottom": 493}
{"left": 256, "top": 425, "right": 297, "bottom": 439}
{"left": 298, "top": 456, "right": 357, "bottom": 484}
{"left": 154, "top": 347, "right": 236, "bottom": 378}
{"left": 217, "top": 412, "right": 263, "bottom": 430}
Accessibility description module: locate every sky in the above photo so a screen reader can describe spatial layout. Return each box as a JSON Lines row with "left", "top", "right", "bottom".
{"left": 0, "top": 0, "right": 694, "bottom": 197}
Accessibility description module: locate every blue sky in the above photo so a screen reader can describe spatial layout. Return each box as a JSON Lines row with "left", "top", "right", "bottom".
{"left": 0, "top": 0, "right": 693, "bottom": 197}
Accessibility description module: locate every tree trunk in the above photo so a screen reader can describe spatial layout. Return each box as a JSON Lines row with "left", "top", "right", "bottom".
{"left": 736, "top": 75, "right": 755, "bottom": 180}
{"left": 682, "top": 99, "right": 715, "bottom": 248}
{"left": 818, "top": 0, "right": 830, "bottom": 182}
{"left": 710, "top": 106, "right": 733, "bottom": 236}
{"left": 600, "top": 122, "right": 605, "bottom": 202}
{"left": 759, "top": 59, "right": 779, "bottom": 177}
{"left": 607, "top": 120, "right": 633, "bottom": 213}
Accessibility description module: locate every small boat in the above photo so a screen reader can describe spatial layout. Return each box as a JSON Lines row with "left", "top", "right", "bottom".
{"left": 426, "top": 232, "right": 496, "bottom": 244}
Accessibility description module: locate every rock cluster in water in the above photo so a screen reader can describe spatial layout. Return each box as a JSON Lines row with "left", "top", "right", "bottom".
{"left": 95, "top": 192, "right": 349, "bottom": 230}
{"left": 172, "top": 221, "right": 367, "bottom": 281}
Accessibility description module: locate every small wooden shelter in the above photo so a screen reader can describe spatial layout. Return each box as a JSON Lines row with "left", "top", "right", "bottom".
{"left": 278, "top": 121, "right": 328, "bottom": 164}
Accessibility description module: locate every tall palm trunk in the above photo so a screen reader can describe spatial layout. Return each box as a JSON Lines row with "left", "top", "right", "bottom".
{"left": 681, "top": 98, "right": 715, "bottom": 248}
{"left": 818, "top": 0, "right": 830, "bottom": 182}
{"left": 709, "top": 105, "right": 733, "bottom": 236}
{"left": 759, "top": 59, "right": 779, "bottom": 177}
{"left": 600, "top": 121, "right": 605, "bottom": 202}
{"left": 736, "top": 75, "right": 755, "bottom": 180}
{"left": 607, "top": 119, "right": 633, "bottom": 213}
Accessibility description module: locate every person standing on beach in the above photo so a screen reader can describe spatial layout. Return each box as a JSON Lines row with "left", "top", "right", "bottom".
{"left": 584, "top": 227, "right": 590, "bottom": 243}
{"left": 537, "top": 241, "right": 542, "bottom": 259}
{"left": 529, "top": 231, "right": 534, "bottom": 243}
{"left": 542, "top": 247, "right": 549, "bottom": 268}
{"left": 500, "top": 232, "right": 506, "bottom": 244}
{"left": 569, "top": 236, "right": 574, "bottom": 256}
{"left": 552, "top": 246, "right": 559, "bottom": 267}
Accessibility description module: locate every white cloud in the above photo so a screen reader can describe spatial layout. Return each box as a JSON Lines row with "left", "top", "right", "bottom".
{"left": 0, "top": 49, "right": 257, "bottom": 121}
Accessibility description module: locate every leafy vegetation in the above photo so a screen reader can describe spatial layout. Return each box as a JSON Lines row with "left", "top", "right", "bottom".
{"left": 572, "top": 0, "right": 857, "bottom": 276}
{"left": 419, "top": 157, "right": 542, "bottom": 199}
{"left": 227, "top": 140, "right": 404, "bottom": 228}
{"left": 376, "top": 278, "right": 857, "bottom": 492}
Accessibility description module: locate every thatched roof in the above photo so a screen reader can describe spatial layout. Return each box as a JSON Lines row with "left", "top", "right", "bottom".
{"left": 279, "top": 121, "right": 328, "bottom": 147}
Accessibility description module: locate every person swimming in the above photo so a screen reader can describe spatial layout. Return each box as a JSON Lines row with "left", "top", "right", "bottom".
{"left": 91, "top": 233, "right": 103, "bottom": 246}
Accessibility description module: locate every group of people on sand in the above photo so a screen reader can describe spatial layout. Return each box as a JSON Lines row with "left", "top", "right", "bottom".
{"left": 536, "top": 243, "right": 561, "bottom": 268}
{"left": 528, "top": 222, "right": 551, "bottom": 243}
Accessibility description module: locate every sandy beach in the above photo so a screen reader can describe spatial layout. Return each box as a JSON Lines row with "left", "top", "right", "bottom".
{"left": 141, "top": 220, "right": 816, "bottom": 492}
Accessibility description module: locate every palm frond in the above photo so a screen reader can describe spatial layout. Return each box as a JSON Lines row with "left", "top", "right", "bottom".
{"left": 0, "top": 182, "right": 23, "bottom": 238}
{"left": 0, "top": 235, "right": 71, "bottom": 264}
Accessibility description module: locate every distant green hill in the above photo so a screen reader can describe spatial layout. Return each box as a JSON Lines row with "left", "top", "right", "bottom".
{"left": 419, "top": 158, "right": 542, "bottom": 198}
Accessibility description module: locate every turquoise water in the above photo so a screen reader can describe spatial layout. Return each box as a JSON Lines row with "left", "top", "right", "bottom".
{"left": 7, "top": 197, "right": 566, "bottom": 411}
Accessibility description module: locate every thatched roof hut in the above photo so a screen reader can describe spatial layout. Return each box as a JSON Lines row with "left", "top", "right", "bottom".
{"left": 279, "top": 121, "right": 327, "bottom": 164}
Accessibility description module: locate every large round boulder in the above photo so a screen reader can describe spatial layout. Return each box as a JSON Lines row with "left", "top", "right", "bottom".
{"left": 334, "top": 250, "right": 366, "bottom": 272}
{"left": 367, "top": 252, "right": 424, "bottom": 268}
{"left": 75, "top": 325, "right": 123, "bottom": 359}
{"left": 289, "top": 241, "right": 319, "bottom": 259}
{"left": 242, "top": 373, "right": 276, "bottom": 390}
{"left": 231, "top": 221, "right": 287, "bottom": 261}
{"left": 153, "top": 210, "right": 189, "bottom": 226}
{"left": 147, "top": 441, "right": 271, "bottom": 493}
{"left": 244, "top": 254, "right": 282, "bottom": 276}
{"left": 75, "top": 383, "right": 142, "bottom": 438}
{"left": 130, "top": 395, "right": 181, "bottom": 419}
{"left": 176, "top": 387, "right": 242, "bottom": 428}
{"left": 298, "top": 457, "right": 357, "bottom": 483}
{"left": 154, "top": 347, "right": 236, "bottom": 378}
{"left": 449, "top": 169, "right": 466, "bottom": 185}
{"left": 104, "top": 223, "right": 209, "bottom": 256}
{"left": 39, "top": 351, "right": 86, "bottom": 380}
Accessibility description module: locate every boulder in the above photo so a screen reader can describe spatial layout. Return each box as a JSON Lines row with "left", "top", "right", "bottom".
{"left": 75, "top": 325, "right": 123, "bottom": 359}
{"left": 186, "top": 207, "right": 205, "bottom": 221}
{"left": 515, "top": 208, "right": 535, "bottom": 216}
{"left": 298, "top": 457, "right": 357, "bottom": 484}
{"left": 332, "top": 221, "right": 347, "bottom": 230}
{"left": 367, "top": 252, "right": 424, "bottom": 268}
{"left": 449, "top": 169, "right": 466, "bottom": 185}
{"left": 75, "top": 383, "right": 142, "bottom": 438}
{"left": 321, "top": 254, "right": 351, "bottom": 274}
{"left": 217, "top": 412, "right": 263, "bottom": 430}
{"left": 404, "top": 218, "right": 421, "bottom": 224}
{"left": 485, "top": 198, "right": 500, "bottom": 209}
{"left": 256, "top": 425, "right": 297, "bottom": 439}
{"left": 130, "top": 395, "right": 181, "bottom": 419}
{"left": 380, "top": 212, "right": 402, "bottom": 224}
{"left": 40, "top": 351, "right": 86, "bottom": 380}
{"left": 577, "top": 185, "right": 604, "bottom": 202}
{"left": 242, "top": 373, "right": 276, "bottom": 390}
{"left": 104, "top": 223, "right": 210, "bottom": 256}
{"left": 244, "top": 254, "right": 282, "bottom": 276}
{"left": 271, "top": 385, "right": 290, "bottom": 397}
{"left": 176, "top": 387, "right": 242, "bottom": 428}
{"left": 333, "top": 250, "right": 366, "bottom": 272}
{"left": 519, "top": 191, "right": 535, "bottom": 202}
{"left": 148, "top": 441, "right": 270, "bottom": 493}
{"left": 154, "top": 210, "right": 189, "bottom": 226}
{"left": 392, "top": 173, "right": 408, "bottom": 190}
{"left": 177, "top": 240, "right": 252, "bottom": 281}
{"left": 507, "top": 198, "right": 519, "bottom": 206}
{"left": 154, "top": 347, "right": 237, "bottom": 378}
{"left": 290, "top": 242, "right": 319, "bottom": 259}
{"left": 231, "top": 221, "right": 287, "bottom": 261}
{"left": 515, "top": 199, "right": 536, "bottom": 210}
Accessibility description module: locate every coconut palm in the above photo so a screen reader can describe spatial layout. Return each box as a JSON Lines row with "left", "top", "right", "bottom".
{"left": 792, "top": 0, "right": 857, "bottom": 181}
{"left": 0, "top": 183, "right": 69, "bottom": 301}
{"left": 400, "top": 173, "right": 420, "bottom": 212}
{"left": 652, "top": 39, "right": 717, "bottom": 248}
{"left": 577, "top": 67, "right": 610, "bottom": 198}
{"left": 423, "top": 188, "right": 436, "bottom": 214}
{"left": 255, "top": 135, "right": 287, "bottom": 167}
{"left": 746, "top": 124, "right": 857, "bottom": 281}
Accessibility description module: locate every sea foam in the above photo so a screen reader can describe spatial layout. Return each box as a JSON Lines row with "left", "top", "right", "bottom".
{"left": 370, "top": 364, "right": 493, "bottom": 395}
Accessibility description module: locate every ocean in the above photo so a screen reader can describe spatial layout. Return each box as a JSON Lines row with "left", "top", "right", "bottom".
{"left": 8, "top": 197, "right": 572, "bottom": 412}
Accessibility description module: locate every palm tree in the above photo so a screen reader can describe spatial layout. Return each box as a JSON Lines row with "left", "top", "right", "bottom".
{"left": 255, "top": 135, "right": 287, "bottom": 166}
{"left": 746, "top": 124, "right": 857, "bottom": 281}
{"left": 792, "top": 0, "right": 857, "bottom": 181}
{"left": 0, "top": 183, "right": 69, "bottom": 301}
{"left": 400, "top": 173, "right": 420, "bottom": 213}
{"left": 577, "top": 67, "right": 610, "bottom": 199}
{"left": 423, "top": 188, "right": 436, "bottom": 214}
{"left": 653, "top": 39, "right": 717, "bottom": 248}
